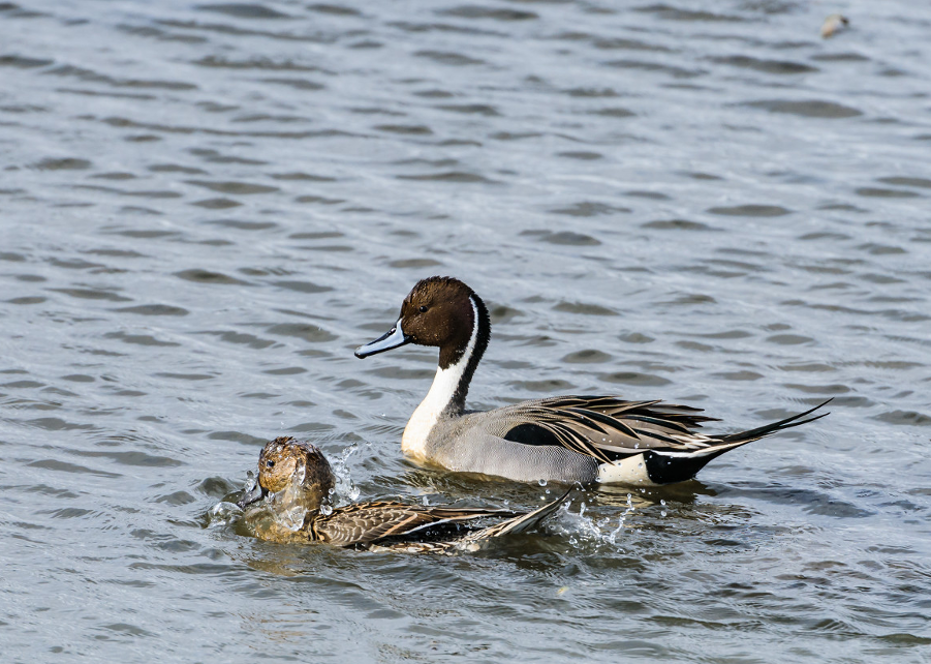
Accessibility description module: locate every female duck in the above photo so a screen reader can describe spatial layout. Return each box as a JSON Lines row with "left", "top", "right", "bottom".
{"left": 237, "top": 436, "right": 568, "bottom": 552}
{"left": 355, "top": 276, "right": 829, "bottom": 485}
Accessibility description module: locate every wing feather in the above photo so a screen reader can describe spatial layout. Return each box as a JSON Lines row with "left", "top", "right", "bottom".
{"left": 313, "top": 502, "right": 518, "bottom": 546}
{"left": 489, "top": 395, "right": 830, "bottom": 462}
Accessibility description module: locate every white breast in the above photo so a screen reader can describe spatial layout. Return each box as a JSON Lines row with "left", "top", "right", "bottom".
{"left": 401, "top": 298, "right": 480, "bottom": 461}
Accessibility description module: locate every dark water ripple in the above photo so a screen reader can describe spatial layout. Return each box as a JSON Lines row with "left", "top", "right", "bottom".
{"left": 2, "top": 0, "right": 931, "bottom": 661}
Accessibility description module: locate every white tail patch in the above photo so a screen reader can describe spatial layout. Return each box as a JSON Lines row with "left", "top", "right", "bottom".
{"left": 596, "top": 454, "right": 657, "bottom": 485}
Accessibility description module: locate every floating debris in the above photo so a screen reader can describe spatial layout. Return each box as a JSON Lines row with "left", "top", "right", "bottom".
{"left": 821, "top": 14, "right": 849, "bottom": 38}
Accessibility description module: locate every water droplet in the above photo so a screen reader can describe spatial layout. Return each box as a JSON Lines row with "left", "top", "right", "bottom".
{"left": 538, "top": 478, "right": 548, "bottom": 486}
{"left": 661, "top": 510, "right": 667, "bottom": 517}
{"left": 660, "top": 499, "right": 666, "bottom": 506}
{"left": 320, "top": 504, "right": 333, "bottom": 515}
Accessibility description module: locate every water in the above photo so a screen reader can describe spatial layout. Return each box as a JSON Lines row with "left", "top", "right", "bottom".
{"left": 2, "top": 0, "right": 931, "bottom": 661}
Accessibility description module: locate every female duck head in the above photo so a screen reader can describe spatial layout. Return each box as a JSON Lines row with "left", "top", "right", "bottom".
{"left": 238, "top": 437, "right": 336, "bottom": 510}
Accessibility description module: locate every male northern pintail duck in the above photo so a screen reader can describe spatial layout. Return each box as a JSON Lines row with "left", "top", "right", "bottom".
{"left": 238, "top": 436, "right": 569, "bottom": 552}
{"left": 355, "top": 276, "right": 830, "bottom": 486}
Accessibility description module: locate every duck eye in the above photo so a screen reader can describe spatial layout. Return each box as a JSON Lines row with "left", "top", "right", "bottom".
{"left": 265, "top": 460, "right": 275, "bottom": 469}
{"left": 419, "top": 305, "right": 428, "bottom": 313}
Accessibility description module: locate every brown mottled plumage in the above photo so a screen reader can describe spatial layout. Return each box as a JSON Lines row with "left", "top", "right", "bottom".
{"left": 238, "top": 437, "right": 569, "bottom": 552}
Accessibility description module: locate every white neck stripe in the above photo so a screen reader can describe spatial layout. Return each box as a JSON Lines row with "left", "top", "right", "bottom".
{"left": 401, "top": 297, "right": 480, "bottom": 457}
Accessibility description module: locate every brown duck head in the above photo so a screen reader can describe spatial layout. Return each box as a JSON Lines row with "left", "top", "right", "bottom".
{"left": 238, "top": 437, "right": 336, "bottom": 512}
{"left": 355, "top": 276, "right": 490, "bottom": 372}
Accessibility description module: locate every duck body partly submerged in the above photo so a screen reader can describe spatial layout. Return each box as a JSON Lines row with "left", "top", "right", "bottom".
{"left": 356, "top": 276, "right": 830, "bottom": 486}
{"left": 237, "top": 437, "right": 568, "bottom": 553}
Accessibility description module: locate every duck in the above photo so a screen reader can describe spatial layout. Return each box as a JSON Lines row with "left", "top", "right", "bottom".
{"left": 237, "top": 436, "right": 570, "bottom": 552}
{"left": 355, "top": 276, "right": 830, "bottom": 485}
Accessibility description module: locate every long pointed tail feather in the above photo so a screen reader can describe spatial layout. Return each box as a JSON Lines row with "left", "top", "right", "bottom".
{"left": 720, "top": 398, "right": 833, "bottom": 445}
{"left": 640, "top": 399, "right": 832, "bottom": 484}
{"left": 652, "top": 398, "right": 832, "bottom": 463}
{"left": 470, "top": 489, "right": 573, "bottom": 541}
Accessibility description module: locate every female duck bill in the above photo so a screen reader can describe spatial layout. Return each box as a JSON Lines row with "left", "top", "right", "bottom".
{"left": 237, "top": 478, "right": 266, "bottom": 509}
{"left": 355, "top": 319, "right": 410, "bottom": 358}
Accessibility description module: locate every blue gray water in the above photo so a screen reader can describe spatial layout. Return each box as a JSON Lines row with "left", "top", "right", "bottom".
{"left": 2, "top": 1, "right": 930, "bottom": 661}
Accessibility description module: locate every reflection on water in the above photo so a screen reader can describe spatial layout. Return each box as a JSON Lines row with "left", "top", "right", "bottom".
{"left": 2, "top": 0, "right": 931, "bottom": 661}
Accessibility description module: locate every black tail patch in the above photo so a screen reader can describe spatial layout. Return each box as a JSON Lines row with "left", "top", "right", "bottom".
{"left": 643, "top": 451, "right": 715, "bottom": 485}
{"left": 644, "top": 398, "right": 833, "bottom": 484}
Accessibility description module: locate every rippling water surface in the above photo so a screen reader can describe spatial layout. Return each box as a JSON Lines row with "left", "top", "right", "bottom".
{"left": 2, "top": 0, "right": 931, "bottom": 661}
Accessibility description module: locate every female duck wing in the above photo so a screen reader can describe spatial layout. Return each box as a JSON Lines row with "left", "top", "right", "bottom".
{"left": 463, "top": 488, "right": 572, "bottom": 542}
{"left": 312, "top": 502, "right": 517, "bottom": 546}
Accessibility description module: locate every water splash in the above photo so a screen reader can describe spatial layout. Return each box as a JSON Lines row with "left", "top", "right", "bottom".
{"left": 275, "top": 504, "right": 308, "bottom": 531}
{"left": 206, "top": 472, "right": 255, "bottom": 527}
{"left": 207, "top": 500, "right": 241, "bottom": 525}
{"left": 550, "top": 490, "right": 644, "bottom": 547}
{"left": 605, "top": 493, "right": 638, "bottom": 546}
{"left": 328, "top": 443, "right": 361, "bottom": 504}
{"left": 555, "top": 500, "right": 606, "bottom": 543}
